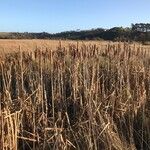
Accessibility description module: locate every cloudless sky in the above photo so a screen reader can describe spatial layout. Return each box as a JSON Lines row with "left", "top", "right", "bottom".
{"left": 0, "top": 0, "right": 149, "bottom": 33}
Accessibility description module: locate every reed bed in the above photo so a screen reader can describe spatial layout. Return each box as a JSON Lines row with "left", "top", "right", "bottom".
{"left": 0, "top": 42, "right": 150, "bottom": 150}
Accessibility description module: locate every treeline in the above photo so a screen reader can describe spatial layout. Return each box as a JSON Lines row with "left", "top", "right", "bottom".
{"left": 0, "top": 32, "right": 51, "bottom": 39}
{"left": 0, "top": 23, "right": 150, "bottom": 42}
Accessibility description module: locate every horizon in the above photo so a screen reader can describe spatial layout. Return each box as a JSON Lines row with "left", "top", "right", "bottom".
{"left": 0, "top": 24, "right": 129, "bottom": 33}
{"left": 0, "top": 23, "right": 144, "bottom": 34}
{"left": 0, "top": 0, "right": 150, "bottom": 33}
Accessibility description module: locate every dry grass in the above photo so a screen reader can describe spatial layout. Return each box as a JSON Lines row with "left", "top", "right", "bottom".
{"left": 0, "top": 39, "right": 109, "bottom": 52}
{"left": 0, "top": 40, "right": 150, "bottom": 150}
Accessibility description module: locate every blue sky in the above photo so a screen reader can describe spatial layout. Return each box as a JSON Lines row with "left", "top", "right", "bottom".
{"left": 0, "top": 0, "right": 149, "bottom": 33}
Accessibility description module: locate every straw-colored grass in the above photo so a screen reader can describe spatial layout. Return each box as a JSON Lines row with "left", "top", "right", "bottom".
{"left": 0, "top": 40, "right": 150, "bottom": 150}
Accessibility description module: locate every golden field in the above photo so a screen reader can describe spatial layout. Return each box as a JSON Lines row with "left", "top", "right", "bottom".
{"left": 0, "top": 39, "right": 149, "bottom": 52}
{"left": 0, "top": 39, "right": 108, "bottom": 52}
{"left": 0, "top": 40, "right": 150, "bottom": 150}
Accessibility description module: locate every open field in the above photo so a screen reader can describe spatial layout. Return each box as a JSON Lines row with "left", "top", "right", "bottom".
{"left": 0, "top": 39, "right": 148, "bottom": 53}
{"left": 0, "top": 40, "right": 109, "bottom": 53}
{"left": 0, "top": 40, "right": 150, "bottom": 150}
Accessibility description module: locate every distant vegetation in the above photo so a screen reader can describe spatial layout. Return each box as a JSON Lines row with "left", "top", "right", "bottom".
{"left": 0, "top": 23, "right": 150, "bottom": 43}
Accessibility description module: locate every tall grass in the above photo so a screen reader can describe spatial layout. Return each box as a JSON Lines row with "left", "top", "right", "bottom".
{"left": 0, "top": 42, "right": 150, "bottom": 150}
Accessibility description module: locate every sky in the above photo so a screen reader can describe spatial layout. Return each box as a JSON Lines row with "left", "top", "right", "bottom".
{"left": 0, "top": 0, "right": 149, "bottom": 33}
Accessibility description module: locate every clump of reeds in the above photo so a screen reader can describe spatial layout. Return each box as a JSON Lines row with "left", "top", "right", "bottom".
{"left": 0, "top": 42, "right": 150, "bottom": 150}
